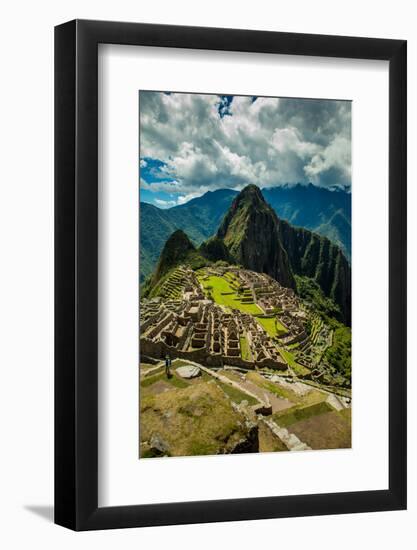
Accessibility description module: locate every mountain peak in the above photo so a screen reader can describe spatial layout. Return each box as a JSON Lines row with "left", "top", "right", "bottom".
{"left": 152, "top": 229, "right": 195, "bottom": 284}
{"left": 236, "top": 184, "right": 265, "bottom": 205}
{"left": 216, "top": 184, "right": 295, "bottom": 289}
{"left": 166, "top": 229, "right": 194, "bottom": 247}
{"left": 217, "top": 184, "right": 273, "bottom": 241}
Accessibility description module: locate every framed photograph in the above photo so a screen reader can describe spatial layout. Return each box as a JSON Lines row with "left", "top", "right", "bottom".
{"left": 55, "top": 20, "right": 407, "bottom": 530}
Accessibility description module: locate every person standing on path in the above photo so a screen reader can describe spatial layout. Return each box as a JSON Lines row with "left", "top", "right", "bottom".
{"left": 165, "top": 354, "right": 171, "bottom": 378}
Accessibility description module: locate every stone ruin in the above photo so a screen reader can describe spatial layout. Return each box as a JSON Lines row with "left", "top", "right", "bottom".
{"left": 141, "top": 270, "right": 287, "bottom": 370}
{"left": 140, "top": 265, "right": 312, "bottom": 372}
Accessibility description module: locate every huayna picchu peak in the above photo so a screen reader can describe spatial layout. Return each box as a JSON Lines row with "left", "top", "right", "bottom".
{"left": 217, "top": 184, "right": 295, "bottom": 291}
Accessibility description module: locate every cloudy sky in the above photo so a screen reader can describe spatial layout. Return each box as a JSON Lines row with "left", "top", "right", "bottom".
{"left": 139, "top": 91, "right": 351, "bottom": 208}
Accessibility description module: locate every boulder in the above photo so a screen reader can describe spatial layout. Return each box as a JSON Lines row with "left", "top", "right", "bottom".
{"left": 148, "top": 433, "right": 170, "bottom": 457}
{"left": 176, "top": 365, "right": 201, "bottom": 379}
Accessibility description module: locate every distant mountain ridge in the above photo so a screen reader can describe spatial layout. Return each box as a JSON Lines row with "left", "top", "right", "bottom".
{"left": 140, "top": 184, "right": 351, "bottom": 283}
{"left": 145, "top": 185, "right": 351, "bottom": 325}
{"left": 140, "top": 189, "right": 237, "bottom": 281}
{"left": 262, "top": 184, "right": 351, "bottom": 259}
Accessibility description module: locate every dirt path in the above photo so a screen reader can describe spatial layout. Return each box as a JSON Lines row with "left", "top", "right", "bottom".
{"left": 140, "top": 362, "right": 164, "bottom": 377}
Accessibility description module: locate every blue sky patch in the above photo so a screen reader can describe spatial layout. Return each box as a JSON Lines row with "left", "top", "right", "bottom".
{"left": 217, "top": 95, "right": 233, "bottom": 118}
{"left": 139, "top": 157, "right": 171, "bottom": 183}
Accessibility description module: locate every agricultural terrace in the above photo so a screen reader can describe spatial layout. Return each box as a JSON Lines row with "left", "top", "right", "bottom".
{"left": 239, "top": 336, "right": 252, "bottom": 361}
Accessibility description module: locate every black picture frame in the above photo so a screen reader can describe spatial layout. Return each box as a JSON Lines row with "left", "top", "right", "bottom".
{"left": 55, "top": 19, "right": 407, "bottom": 531}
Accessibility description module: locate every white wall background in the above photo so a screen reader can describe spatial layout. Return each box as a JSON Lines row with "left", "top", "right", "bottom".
{"left": 0, "top": 1, "right": 414, "bottom": 548}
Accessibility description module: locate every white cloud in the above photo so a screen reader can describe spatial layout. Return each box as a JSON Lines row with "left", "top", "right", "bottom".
{"left": 139, "top": 92, "right": 351, "bottom": 193}
{"left": 140, "top": 177, "right": 181, "bottom": 193}
{"left": 304, "top": 135, "right": 351, "bottom": 183}
{"left": 154, "top": 198, "right": 177, "bottom": 208}
{"left": 271, "top": 127, "right": 318, "bottom": 158}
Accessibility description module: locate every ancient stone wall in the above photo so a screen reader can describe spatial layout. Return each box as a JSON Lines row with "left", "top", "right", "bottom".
{"left": 145, "top": 312, "right": 174, "bottom": 340}
{"left": 140, "top": 337, "right": 286, "bottom": 371}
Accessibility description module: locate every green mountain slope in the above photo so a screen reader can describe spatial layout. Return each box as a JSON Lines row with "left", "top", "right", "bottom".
{"left": 140, "top": 203, "right": 179, "bottom": 280}
{"left": 277, "top": 219, "right": 351, "bottom": 325}
{"left": 315, "top": 209, "right": 351, "bottom": 258}
{"left": 140, "top": 184, "right": 351, "bottom": 282}
{"left": 139, "top": 189, "right": 237, "bottom": 282}
{"left": 216, "top": 185, "right": 295, "bottom": 289}
{"left": 150, "top": 230, "right": 205, "bottom": 285}
{"left": 143, "top": 229, "right": 210, "bottom": 298}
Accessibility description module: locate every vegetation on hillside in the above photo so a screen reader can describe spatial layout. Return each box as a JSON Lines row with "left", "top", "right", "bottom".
{"left": 295, "top": 275, "right": 342, "bottom": 321}
{"left": 216, "top": 184, "right": 296, "bottom": 290}
{"left": 324, "top": 325, "right": 352, "bottom": 382}
{"left": 139, "top": 189, "right": 237, "bottom": 282}
{"left": 146, "top": 229, "right": 208, "bottom": 295}
{"left": 295, "top": 275, "right": 351, "bottom": 384}
{"left": 139, "top": 184, "right": 352, "bottom": 281}
{"left": 199, "top": 236, "right": 234, "bottom": 263}
{"left": 279, "top": 220, "right": 351, "bottom": 325}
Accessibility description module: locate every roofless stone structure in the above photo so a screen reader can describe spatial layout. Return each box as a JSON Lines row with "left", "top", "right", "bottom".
{"left": 140, "top": 265, "right": 316, "bottom": 372}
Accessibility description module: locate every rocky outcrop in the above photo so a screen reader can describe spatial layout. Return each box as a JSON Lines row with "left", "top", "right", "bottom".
{"left": 216, "top": 185, "right": 295, "bottom": 289}
{"left": 230, "top": 423, "right": 259, "bottom": 453}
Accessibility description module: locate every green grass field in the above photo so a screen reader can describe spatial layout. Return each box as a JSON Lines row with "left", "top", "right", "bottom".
{"left": 279, "top": 348, "right": 311, "bottom": 376}
{"left": 198, "top": 273, "right": 262, "bottom": 315}
{"left": 256, "top": 316, "right": 286, "bottom": 337}
{"left": 216, "top": 380, "right": 259, "bottom": 406}
{"left": 198, "top": 272, "right": 293, "bottom": 342}
{"left": 140, "top": 371, "right": 190, "bottom": 389}
{"left": 273, "top": 401, "right": 333, "bottom": 427}
{"left": 246, "top": 371, "right": 300, "bottom": 403}
{"left": 240, "top": 336, "right": 252, "bottom": 361}
{"left": 286, "top": 342, "right": 300, "bottom": 350}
